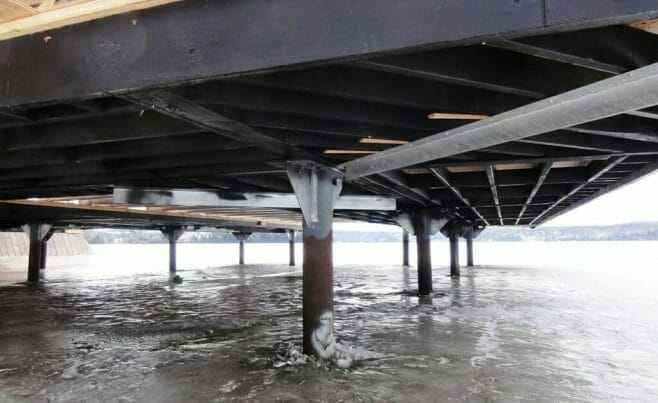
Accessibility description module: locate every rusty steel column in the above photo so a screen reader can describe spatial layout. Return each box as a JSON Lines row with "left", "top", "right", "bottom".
{"left": 465, "top": 226, "right": 474, "bottom": 267}
{"left": 449, "top": 221, "right": 460, "bottom": 277}
{"left": 287, "top": 229, "right": 296, "bottom": 266}
{"left": 288, "top": 161, "right": 343, "bottom": 358}
{"left": 22, "top": 223, "right": 52, "bottom": 283}
{"left": 162, "top": 226, "right": 184, "bottom": 273}
{"left": 402, "top": 229, "right": 410, "bottom": 267}
{"left": 413, "top": 212, "right": 433, "bottom": 295}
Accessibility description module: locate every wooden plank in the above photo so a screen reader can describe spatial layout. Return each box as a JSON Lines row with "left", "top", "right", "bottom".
{"left": 0, "top": 0, "right": 37, "bottom": 24}
{"left": 0, "top": 0, "right": 182, "bottom": 40}
{"left": 629, "top": 19, "right": 658, "bottom": 34}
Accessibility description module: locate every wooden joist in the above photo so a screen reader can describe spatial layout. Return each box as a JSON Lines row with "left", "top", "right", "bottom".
{"left": 0, "top": 0, "right": 182, "bottom": 41}
{"left": 629, "top": 19, "right": 658, "bottom": 35}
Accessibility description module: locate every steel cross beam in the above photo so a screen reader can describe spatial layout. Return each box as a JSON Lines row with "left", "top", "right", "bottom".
{"left": 121, "top": 91, "right": 295, "bottom": 155}
{"left": 113, "top": 187, "right": 395, "bottom": 211}
{"left": 485, "top": 165, "right": 504, "bottom": 226}
{"left": 341, "top": 62, "right": 658, "bottom": 180}
{"left": 529, "top": 156, "right": 627, "bottom": 227}
{"left": 516, "top": 162, "right": 553, "bottom": 225}
{"left": 3, "top": 0, "right": 657, "bottom": 109}
{"left": 428, "top": 167, "right": 489, "bottom": 225}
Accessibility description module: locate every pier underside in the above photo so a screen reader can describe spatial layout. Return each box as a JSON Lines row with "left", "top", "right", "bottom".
{"left": 1, "top": 0, "right": 658, "bottom": 359}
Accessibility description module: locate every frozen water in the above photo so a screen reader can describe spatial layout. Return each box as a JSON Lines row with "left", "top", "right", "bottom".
{"left": 0, "top": 241, "right": 657, "bottom": 401}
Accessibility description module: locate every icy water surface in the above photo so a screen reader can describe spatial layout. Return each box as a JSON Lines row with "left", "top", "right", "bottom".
{"left": 0, "top": 241, "right": 657, "bottom": 402}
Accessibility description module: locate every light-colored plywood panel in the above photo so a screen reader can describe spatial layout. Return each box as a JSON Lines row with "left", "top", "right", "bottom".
{"left": 0, "top": 0, "right": 38, "bottom": 24}
{"left": 0, "top": 0, "right": 182, "bottom": 41}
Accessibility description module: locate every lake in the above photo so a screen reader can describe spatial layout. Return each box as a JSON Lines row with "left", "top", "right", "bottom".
{"left": 0, "top": 241, "right": 656, "bottom": 401}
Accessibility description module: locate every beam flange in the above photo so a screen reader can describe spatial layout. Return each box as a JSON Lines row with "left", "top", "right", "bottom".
{"left": 341, "top": 62, "right": 658, "bottom": 179}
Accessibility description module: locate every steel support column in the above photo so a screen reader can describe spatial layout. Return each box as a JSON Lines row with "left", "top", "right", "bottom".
{"left": 449, "top": 222, "right": 460, "bottom": 277}
{"left": 414, "top": 212, "right": 433, "bottom": 296}
{"left": 402, "top": 230, "right": 410, "bottom": 267}
{"left": 162, "top": 226, "right": 184, "bottom": 273}
{"left": 288, "top": 161, "right": 343, "bottom": 358}
{"left": 40, "top": 230, "right": 55, "bottom": 270}
{"left": 287, "top": 230, "right": 296, "bottom": 266}
{"left": 465, "top": 226, "right": 474, "bottom": 267}
{"left": 22, "top": 223, "right": 52, "bottom": 282}
{"left": 232, "top": 232, "right": 251, "bottom": 265}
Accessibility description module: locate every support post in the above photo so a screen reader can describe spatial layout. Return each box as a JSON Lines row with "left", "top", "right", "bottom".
{"left": 162, "top": 226, "right": 184, "bottom": 273}
{"left": 287, "top": 230, "right": 296, "bottom": 266}
{"left": 22, "top": 223, "right": 52, "bottom": 282}
{"left": 465, "top": 226, "right": 474, "bottom": 267}
{"left": 232, "top": 232, "right": 251, "bottom": 265}
{"left": 40, "top": 230, "right": 55, "bottom": 270}
{"left": 287, "top": 161, "right": 343, "bottom": 358}
{"left": 402, "top": 229, "right": 410, "bottom": 267}
{"left": 413, "top": 212, "right": 433, "bottom": 296}
{"left": 449, "top": 221, "right": 460, "bottom": 277}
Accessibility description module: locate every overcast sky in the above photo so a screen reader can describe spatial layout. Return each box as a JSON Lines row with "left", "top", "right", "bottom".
{"left": 335, "top": 169, "right": 658, "bottom": 231}
{"left": 544, "top": 169, "right": 658, "bottom": 227}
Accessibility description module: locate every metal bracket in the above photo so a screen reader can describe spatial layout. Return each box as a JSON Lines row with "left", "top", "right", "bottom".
{"left": 394, "top": 211, "right": 449, "bottom": 236}
{"left": 286, "top": 161, "right": 344, "bottom": 228}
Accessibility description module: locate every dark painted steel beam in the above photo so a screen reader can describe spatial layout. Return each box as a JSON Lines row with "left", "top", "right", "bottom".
{"left": 489, "top": 40, "right": 627, "bottom": 74}
{"left": 485, "top": 166, "right": 504, "bottom": 226}
{"left": 408, "top": 168, "right": 592, "bottom": 189}
{"left": 0, "top": 111, "right": 198, "bottom": 152}
{"left": 428, "top": 167, "right": 489, "bottom": 225}
{"left": 533, "top": 159, "right": 658, "bottom": 226}
{"left": 432, "top": 153, "right": 632, "bottom": 169}
{"left": 343, "top": 62, "right": 658, "bottom": 179}
{"left": 516, "top": 163, "right": 553, "bottom": 224}
{"left": 530, "top": 157, "right": 627, "bottom": 226}
{"left": 122, "top": 91, "right": 296, "bottom": 155}
{"left": 5, "top": 0, "right": 656, "bottom": 108}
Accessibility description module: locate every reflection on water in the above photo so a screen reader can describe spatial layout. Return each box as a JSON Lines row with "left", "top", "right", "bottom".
{"left": 0, "top": 241, "right": 657, "bottom": 401}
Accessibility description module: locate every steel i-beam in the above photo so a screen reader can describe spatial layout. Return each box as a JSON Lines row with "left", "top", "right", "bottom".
{"left": 287, "top": 161, "right": 342, "bottom": 358}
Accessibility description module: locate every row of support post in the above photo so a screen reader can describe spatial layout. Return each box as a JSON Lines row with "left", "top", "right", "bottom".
{"left": 18, "top": 164, "right": 475, "bottom": 363}
{"left": 160, "top": 227, "right": 297, "bottom": 275}
{"left": 400, "top": 215, "right": 482, "bottom": 295}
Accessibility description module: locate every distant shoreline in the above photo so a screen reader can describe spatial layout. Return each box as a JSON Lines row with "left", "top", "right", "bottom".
{"left": 85, "top": 222, "right": 658, "bottom": 244}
